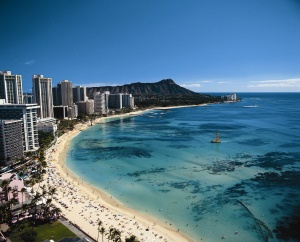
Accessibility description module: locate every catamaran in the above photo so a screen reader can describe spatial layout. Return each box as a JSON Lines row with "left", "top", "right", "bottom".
{"left": 211, "top": 131, "right": 221, "bottom": 143}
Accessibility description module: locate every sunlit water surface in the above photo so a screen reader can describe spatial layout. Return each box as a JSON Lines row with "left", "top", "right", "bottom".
{"left": 66, "top": 93, "right": 300, "bottom": 242}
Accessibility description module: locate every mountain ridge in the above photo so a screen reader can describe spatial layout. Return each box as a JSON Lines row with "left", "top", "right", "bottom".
{"left": 86, "top": 79, "right": 197, "bottom": 97}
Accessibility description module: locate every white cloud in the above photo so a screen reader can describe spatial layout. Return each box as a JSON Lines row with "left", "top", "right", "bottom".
{"left": 74, "top": 82, "right": 107, "bottom": 87}
{"left": 248, "top": 78, "right": 300, "bottom": 88}
{"left": 24, "top": 60, "right": 35, "bottom": 65}
{"left": 180, "top": 83, "right": 201, "bottom": 88}
{"left": 217, "top": 81, "right": 232, "bottom": 84}
{"left": 74, "top": 82, "right": 119, "bottom": 87}
{"left": 202, "top": 80, "right": 213, "bottom": 83}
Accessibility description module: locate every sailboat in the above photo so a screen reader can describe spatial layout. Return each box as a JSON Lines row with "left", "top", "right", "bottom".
{"left": 211, "top": 131, "right": 221, "bottom": 143}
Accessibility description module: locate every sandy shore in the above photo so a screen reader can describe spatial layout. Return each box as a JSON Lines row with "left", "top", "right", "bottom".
{"left": 41, "top": 109, "right": 195, "bottom": 242}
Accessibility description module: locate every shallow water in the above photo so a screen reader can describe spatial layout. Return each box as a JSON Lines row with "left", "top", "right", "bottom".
{"left": 66, "top": 93, "right": 300, "bottom": 241}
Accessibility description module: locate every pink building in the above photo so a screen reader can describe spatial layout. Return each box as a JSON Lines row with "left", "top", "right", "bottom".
{"left": 0, "top": 173, "right": 26, "bottom": 204}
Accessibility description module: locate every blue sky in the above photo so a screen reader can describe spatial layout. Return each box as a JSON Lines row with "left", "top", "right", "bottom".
{"left": 1, "top": 0, "right": 300, "bottom": 93}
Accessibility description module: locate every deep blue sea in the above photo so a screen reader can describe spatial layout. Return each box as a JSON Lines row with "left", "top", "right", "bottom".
{"left": 66, "top": 93, "right": 300, "bottom": 242}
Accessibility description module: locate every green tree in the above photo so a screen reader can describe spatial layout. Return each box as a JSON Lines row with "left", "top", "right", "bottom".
{"left": 108, "top": 227, "right": 114, "bottom": 242}
{"left": 20, "top": 187, "right": 27, "bottom": 206}
{"left": 100, "top": 227, "right": 106, "bottom": 242}
{"left": 20, "top": 227, "right": 37, "bottom": 242}
{"left": 113, "top": 228, "right": 121, "bottom": 242}
{"left": 97, "top": 220, "right": 103, "bottom": 242}
{"left": 125, "top": 235, "right": 140, "bottom": 242}
{"left": 38, "top": 130, "right": 55, "bottom": 149}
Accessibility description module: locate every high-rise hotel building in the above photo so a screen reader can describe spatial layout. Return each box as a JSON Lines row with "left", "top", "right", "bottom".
{"left": 0, "top": 71, "right": 23, "bottom": 104}
{"left": 32, "top": 75, "right": 54, "bottom": 119}
{"left": 53, "top": 80, "right": 77, "bottom": 119}
{"left": 53, "top": 80, "right": 73, "bottom": 106}
{"left": 0, "top": 104, "right": 40, "bottom": 152}
{"left": 0, "top": 120, "right": 24, "bottom": 163}
{"left": 73, "top": 85, "right": 87, "bottom": 103}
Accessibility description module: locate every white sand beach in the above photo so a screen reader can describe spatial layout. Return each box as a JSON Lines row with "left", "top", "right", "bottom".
{"left": 41, "top": 110, "right": 194, "bottom": 242}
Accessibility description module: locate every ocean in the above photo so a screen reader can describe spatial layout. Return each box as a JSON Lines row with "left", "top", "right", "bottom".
{"left": 66, "top": 93, "right": 300, "bottom": 242}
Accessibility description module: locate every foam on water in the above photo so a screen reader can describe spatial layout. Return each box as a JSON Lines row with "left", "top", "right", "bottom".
{"left": 66, "top": 93, "right": 300, "bottom": 242}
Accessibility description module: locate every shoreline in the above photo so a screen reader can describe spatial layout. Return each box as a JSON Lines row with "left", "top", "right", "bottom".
{"left": 44, "top": 108, "right": 196, "bottom": 242}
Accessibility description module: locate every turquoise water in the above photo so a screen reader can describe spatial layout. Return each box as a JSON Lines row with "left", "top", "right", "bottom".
{"left": 66, "top": 93, "right": 300, "bottom": 242}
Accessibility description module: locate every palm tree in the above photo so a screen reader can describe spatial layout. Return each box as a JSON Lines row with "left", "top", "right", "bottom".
{"left": 113, "top": 229, "right": 121, "bottom": 242}
{"left": 0, "top": 203, "right": 10, "bottom": 223}
{"left": 41, "top": 184, "right": 48, "bottom": 197}
{"left": 6, "top": 186, "right": 12, "bottom": 202}
{"left": 108, "top": 227, "right": 114, "bottom": 242}
{"left": 43, "top": 198, "right": 53, "bottom": 219}
{"left": 48, "top": 186, "right": 57, "bottom": 201}
{"left": 20, "top": 187, "right": 27, "bottom": 206}
{"left": 125, "top": 235, "right": 139, "bottom": 242}
{"left": 51, "top": 207, "right": 62, "bottom": 219}
{"left": 21, "top": 203, "right": 29, "bottom": 217}
{"left": 97, "top": 220, "right": 103, "bottom": 242}
{"left": 100, "top": 227, "right": 106, "bottom": 242}
{"left": 30, "top": 192, "right": 42, "bottom": 225}
{"left": 112, "top": 229, "right": 121, "bottom": 242}
{"left": 0, "top": 180, "right": 10, "bottom": 202}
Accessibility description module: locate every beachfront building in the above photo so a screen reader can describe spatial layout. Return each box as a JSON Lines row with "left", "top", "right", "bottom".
{"left": 0, "top": 120, "right": 24, "bottom": 164}
{"left": 106, "top": 93, "right": 135, "bottom": 110}
{"left": 93, "top": 91, "right": 134, "bottom": 112}
{"left": 0, "top": 173, "right": 26, "bottom": 205}
{"left": 67, "top": 104, "right": 78, "bottom": 119}
{"left": 122, "top": 93, "right": 134, "bottom": 108}
{"left": 0, "top": 71, "right": 23, "bottom": 104}
{"left": 37, "top": 118, "right": 57, "bottom": 135}
{"left": 85, "top": 99, "right": 94, "bottom": 115}
{"left": 73, "top": 85, "right": 87, "bottom": 103}
{"left": 226, "top": 93, "right": 237, "bottom": 101}
{"left": 0, "top": 104, "right": 40, "bottom": 152}
{"left": 104, "top": 91, "right": 110, "bottom": 110}
{"left": 93, "top": 92, "right": 106, "bottom": 114}
{"left": 53, "top": 104, "right": 78, "bottom": 119}
{"left": 32, "top": 75, "right": 54, "bottom": 119}
{"left": 53, "top": 106, "right": 68, "bottom": 119}
{"left": 76, "top": 99, "right": 94, "bottom": 115}
{"left": 108, "top": 93, "right": 122, "bottom": 110}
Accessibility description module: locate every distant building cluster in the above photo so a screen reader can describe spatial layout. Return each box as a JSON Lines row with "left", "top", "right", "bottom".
{"left": 226, "top": 93, "right": 237, "bottom": 101}
{"left": 0, "top": 70, "right": 135, "bottom": 164}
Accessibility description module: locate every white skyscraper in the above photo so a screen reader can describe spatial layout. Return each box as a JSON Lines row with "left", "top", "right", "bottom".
{"left": 93, "top": 92, "right": 105, "bottom": 114}
{"left": 32, "top": 75, "right": 54, "bottom": 119}
{"left": 60, "top": 80, "right": 73, "bottom": 106}
{"left": 0, "top": 71, "right": 23, "bottom": 104}
{"left": 0, "top": 104, "right": 40, "bottom": 152}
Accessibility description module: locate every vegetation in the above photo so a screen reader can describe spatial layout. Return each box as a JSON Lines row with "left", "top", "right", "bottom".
{"left": 77, "top": 112, "right": 89, "bottom": 122}
{"left": 56, "top": 119, "right": 80, "bottom": 136}
{"left": 8, "top": 220, "right": 76, "bottom": 242}
{"left": 96, "top": 220, "right": 139, "bottom": 242}
{"left": 0, "top": 147, "right": 63, "bottom": 241}
{"left": 38, "top": 130, "right": 55, "bottom": 149}
{"left": 134, "top": 94, "right": 225, "bottom": 109}
{"left": 125, "top": 235, "right": 140, "bottom": 242}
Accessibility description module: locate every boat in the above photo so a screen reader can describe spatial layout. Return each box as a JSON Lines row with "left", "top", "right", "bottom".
{"left": 211, "top": 131, "right": 221, "bottom": 143}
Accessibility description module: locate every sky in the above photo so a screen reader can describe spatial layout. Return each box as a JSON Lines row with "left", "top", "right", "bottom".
{"left": 1, "top": 0, "right": 300, "bottom": 93}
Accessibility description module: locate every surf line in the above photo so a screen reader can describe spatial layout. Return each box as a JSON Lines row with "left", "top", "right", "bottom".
{"left": 238, "top": 200, "right": 273, "bottom": 241}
